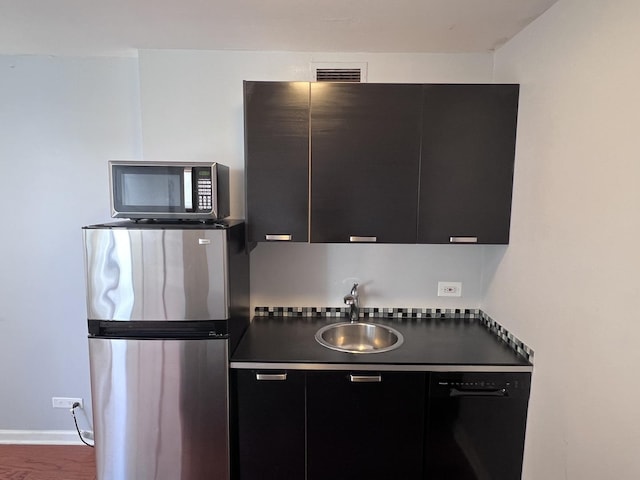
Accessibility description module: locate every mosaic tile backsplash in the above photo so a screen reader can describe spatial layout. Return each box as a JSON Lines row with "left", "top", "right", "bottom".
{"left": 254, "top": 306, "right": 534, "bottom": 363}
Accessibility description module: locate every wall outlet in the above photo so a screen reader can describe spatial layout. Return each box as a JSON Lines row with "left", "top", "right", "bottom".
{"left": 51, "top": 397, "right": 83, "bottom": 409}
{"left": 438, "top": 281, "right": 462, "bottom": 297}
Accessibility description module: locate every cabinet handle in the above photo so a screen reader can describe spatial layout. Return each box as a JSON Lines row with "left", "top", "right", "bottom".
{"left": 449, "top": 236, "right": 478, "bottom": 244}
{"left": 350, "top": 374, "right": 382, "bottom": 383}
{"left": 265, "top": 234, "right": 292, "bottom": 241}
{"left": 349, "top": 236, "right": 377, "bottom": 243}
{"left": 256, "top": 373, "right": 288, "bottom": 381}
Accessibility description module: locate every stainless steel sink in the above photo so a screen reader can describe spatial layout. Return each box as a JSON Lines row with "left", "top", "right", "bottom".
{"left": 315, "top": 322, "right": 404, "bottom": 354}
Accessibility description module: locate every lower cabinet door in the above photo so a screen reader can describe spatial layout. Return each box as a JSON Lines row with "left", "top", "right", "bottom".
{"left": 306, "top": 371, "right": 426, "bottom": 480}
{"left": 233, "top": 370, "right": 305, "bottom": 480}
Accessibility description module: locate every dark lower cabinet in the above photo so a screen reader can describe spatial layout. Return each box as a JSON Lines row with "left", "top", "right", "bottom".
{"left": 306, "top": 371, "right": 426, "bottom": 480}
{"left": 233, "top": 370, "right": 305, "bottom": 480}
{"left": 233, "top": 369, "right": 530, "bottom": 480}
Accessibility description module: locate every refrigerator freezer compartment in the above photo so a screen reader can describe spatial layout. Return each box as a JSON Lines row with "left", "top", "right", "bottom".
{"left": 83, "top": 227, "right": 230, "bottom": 321}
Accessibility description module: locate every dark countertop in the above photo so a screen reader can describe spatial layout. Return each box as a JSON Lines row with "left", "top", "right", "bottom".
{"left": 230, "top": 315, "right": 533, "bottom": 372}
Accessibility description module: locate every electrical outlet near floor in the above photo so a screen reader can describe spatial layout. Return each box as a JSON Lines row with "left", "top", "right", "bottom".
{"left": 51, "top": 397, "right": 83, "bottom": 409}
{"left": 437, "top": 281, "right": 462, "bottom": 297}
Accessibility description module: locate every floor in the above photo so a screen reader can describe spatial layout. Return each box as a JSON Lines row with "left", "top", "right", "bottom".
{"left": 0, "top": 445, "right": 96, "bottom": 480}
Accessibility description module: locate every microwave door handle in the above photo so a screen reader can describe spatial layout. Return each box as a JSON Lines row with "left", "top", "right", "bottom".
{"left": 184, "top": 168, "right": 193, "bottom": 210}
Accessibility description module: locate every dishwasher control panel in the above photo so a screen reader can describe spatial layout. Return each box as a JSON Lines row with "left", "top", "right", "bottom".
{"left": 430, "top": 372, "right": 531, "bottom": 398}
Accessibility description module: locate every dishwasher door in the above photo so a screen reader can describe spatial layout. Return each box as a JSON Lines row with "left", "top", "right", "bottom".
{"left": 89, "top": 337, "right": 229, "bottom": 480}
{"left": 425, "top": 372, "right": 531, "bottom": 480}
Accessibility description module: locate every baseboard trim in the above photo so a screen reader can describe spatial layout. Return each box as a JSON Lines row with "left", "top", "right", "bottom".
{"left": 0, "top": 430, "right": 83, "bottom": 445}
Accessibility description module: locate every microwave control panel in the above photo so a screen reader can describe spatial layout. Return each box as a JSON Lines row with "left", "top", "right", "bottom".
{"left": 195, "top": 168, "right": 213, "bottom": 212}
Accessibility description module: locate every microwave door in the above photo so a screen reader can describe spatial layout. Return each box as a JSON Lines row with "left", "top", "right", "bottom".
{"left": 111, "top": 164, "right": 190, "bottom": 217}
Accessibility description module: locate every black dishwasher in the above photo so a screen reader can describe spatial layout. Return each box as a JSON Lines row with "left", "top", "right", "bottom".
{"left": 425, "top": 372, "right": 531, "bottom": 480}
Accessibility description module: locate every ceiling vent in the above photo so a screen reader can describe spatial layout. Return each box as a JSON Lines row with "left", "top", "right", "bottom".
{"left": 316, "top": 68, "right": 361, "bottom": 82}
{"left": 311, "top": 62, "right": 368, "bottom": 82}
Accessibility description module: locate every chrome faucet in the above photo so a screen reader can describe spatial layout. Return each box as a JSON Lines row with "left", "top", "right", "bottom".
{"left": 344, "top": 283, "right": 359, "bottom": 322}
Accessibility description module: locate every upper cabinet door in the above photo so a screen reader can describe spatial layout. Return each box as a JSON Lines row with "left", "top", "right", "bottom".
{"left": 418, "top": 84, "right": 519, "bottom": 244}
{"left": 244, "top": 81, "right": 310, "bottom": 243}
{"left": 310, "top": 83, "right": 422, "bottom": 243}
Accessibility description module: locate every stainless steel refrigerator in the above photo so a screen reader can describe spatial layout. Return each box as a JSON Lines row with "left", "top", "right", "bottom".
{"left": 82, "top": 220, "right": 249, "bottom": 480}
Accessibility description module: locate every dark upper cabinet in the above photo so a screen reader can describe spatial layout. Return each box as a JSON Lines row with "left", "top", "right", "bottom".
{"left": 244, "top": 82, "right": 519, "bottom": 244}
{"left": 244, "top": 81, "right": 310, "bottom": 242}
{"left": 310, "top": 83, "right": 422, "bottom": 243}
{"left": 233, "top": 370, "right": 306, "bottom": 480}
{"left": 418, "top": 84, "right": 519, "bottom": 244}
{"left": 306, "top": 371, "right": 425, "bottom": 480}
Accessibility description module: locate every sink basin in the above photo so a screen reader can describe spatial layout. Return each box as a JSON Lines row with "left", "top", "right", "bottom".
{"left": 315, "top": 322, "right": 404, "bottom": 354}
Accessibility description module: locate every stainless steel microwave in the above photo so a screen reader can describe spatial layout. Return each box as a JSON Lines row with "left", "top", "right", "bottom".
{"left": 109, "top": 161, "right": 230, "bottom": 220}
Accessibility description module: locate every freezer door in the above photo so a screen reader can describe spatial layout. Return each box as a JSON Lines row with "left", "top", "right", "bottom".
{"left": 84, "top": 227, "right": 229, "bottom": 321}
{"left": 89, "top": 337, "right": 229, "bottom": 480}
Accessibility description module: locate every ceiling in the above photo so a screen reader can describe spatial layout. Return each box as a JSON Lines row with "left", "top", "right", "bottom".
{"left": 0, "top": 0, "right": 559, "bottom": 57}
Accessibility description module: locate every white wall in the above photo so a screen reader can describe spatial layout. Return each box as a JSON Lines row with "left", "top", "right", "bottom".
{"left": 0, "top": 56, "right": 142, "bottom": 432}
{"left": 487, "top": 0, "right": 640, "bottom": 478}
{"left": 138, "top": 49, "right": 497, "bottom": 308}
